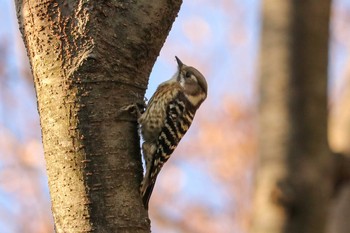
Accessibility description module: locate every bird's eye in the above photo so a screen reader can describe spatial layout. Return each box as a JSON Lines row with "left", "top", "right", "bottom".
{"left": 185, "top": 71, "right": 191, "bottom": 78}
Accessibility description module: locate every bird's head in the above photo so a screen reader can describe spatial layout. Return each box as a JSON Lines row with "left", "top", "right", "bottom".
{"left": 175, "top": 56, "right": 208, "bottom": 106}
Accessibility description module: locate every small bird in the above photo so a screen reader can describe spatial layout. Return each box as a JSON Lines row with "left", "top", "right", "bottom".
{"left": 138, "top": 56, "right": 208, "bottom": 209}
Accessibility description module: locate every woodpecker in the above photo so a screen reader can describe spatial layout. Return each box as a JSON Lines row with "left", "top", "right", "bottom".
{"left": 139, "top": 56, "right": 207, "bottom": 209}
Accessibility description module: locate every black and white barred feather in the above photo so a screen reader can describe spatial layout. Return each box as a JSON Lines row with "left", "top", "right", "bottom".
{"left": 139, "top": 57, "right": 207, "bottom": 209}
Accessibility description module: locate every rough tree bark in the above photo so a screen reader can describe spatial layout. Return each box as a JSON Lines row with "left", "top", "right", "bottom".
{"left": 251, "top": 1, "right": 332, "bottom": 233}
{"left": 14, "top": 1, "right": 182, "bottom": 232}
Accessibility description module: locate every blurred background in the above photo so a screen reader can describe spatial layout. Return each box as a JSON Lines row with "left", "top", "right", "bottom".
{"left": 1, "top": 0, "right": 350, "bottom": 232}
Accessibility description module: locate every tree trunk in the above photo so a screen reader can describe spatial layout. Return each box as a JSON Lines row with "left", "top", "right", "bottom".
{"left": 328, "top": 76, "right": 350, "bottom": 233}
{"left": 251, "top": 1, "right": 332, "bottom": 233}
{"left": 14, "top": 1, "right": 182, "bottom": 232}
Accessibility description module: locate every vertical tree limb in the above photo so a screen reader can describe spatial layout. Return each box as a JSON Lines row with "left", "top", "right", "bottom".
{"left": 252, "top": 1, "right": 332, "bottom": 233}
{"left": 14, "top": 1, "right": 182, "bottom": 232}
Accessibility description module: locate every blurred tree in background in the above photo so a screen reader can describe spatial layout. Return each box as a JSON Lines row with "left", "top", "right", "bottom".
{"left": 1, "top": 0, "right": 350, "bottom": 233}
{"left": 252, "top": 1, "right": 350, "bottom": 233}
{"left": 252, "top": 1, "right": 331, "bottom": 233}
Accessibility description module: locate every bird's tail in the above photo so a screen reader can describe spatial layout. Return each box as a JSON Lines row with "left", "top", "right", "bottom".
{"left": 141, "top": 182, "right": 155, "bottom": 210}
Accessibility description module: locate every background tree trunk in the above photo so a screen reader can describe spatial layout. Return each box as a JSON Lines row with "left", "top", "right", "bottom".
{"left": 251, "top": 1, "right": 332, "bottom": 233}
{"left": 14, "top": 1, "right": 182, "bottom": 232}
{"left": 328, "top": 75, "right": 350, "bottom": 233}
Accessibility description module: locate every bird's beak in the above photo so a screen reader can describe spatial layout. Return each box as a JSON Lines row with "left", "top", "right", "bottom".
{"left": 175, "top": 56, "right": 183, "bottom": 69}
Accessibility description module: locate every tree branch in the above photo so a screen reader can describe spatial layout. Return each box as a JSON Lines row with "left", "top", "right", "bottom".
{"left": 333, "top": 152, "right": 350, "bottom": 193}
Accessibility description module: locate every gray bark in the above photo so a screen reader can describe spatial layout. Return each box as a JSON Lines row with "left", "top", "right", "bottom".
{"left": 14, "top": 1, "right": 182, "bottom": 232}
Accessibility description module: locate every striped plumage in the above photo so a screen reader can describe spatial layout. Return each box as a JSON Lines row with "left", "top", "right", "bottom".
{"left": 139, "top": 57, "right": 207, "bottom": 209}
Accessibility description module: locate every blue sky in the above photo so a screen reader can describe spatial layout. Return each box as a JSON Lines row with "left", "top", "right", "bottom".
{"left": 1, "top": 0, "right": 350, "bottom": 232}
